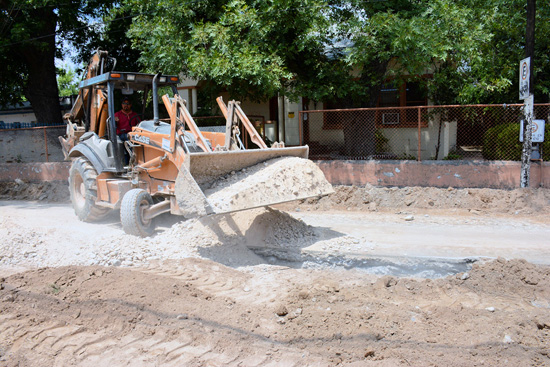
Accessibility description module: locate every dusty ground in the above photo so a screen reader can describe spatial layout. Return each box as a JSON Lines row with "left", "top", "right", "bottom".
{"left": 1, "top": 181, "right": 550, "bottom": 366}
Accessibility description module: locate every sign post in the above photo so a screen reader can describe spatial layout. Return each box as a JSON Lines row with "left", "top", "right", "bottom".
{"left": 519, "top": 57, "right": 530, "bottom": 100}
{"left": 519, "top": 57, "right": 533, "bottom": 188}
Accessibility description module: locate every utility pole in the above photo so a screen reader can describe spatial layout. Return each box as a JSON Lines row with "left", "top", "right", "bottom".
{"left": 520, "top": 0, "right": 536, "bottom": 188}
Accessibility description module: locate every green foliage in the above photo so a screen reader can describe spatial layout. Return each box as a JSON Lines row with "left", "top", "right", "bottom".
{"left": 75, "top": 8, "right": 143, "bottom": 73}
{"left": 375, "top": 130, "right": 389, "bottom": 153}
{"left": 482, "top": 124, "right": 506, "bottom": 160}
{"left": 443, "top": 149, "right": 463, "bottom": 161}
{"left": 56, "top": 66, "right": 79, "bottom": 97}
{"left": 483, "top": 123, "right": 550, "bottom": 161}
{"left": 0, "top": 0, "right": 118, "bottom": 121}
{"left": 126, "top": 0, "right": 353, "bottom": 102}
{"left": 445, "top": 0, "right": 550, "bottom": 104}
{"left": 125, "top": 0, "right": 550, "bottom": 106}
{"left": 2, "top": 0, "right": 550, "bottom": 121}
{"left": 485, "top": 123, "right": 523, "bottom": 160}
{"left": 341, "top": 0, "right": 496, "bottom": 105}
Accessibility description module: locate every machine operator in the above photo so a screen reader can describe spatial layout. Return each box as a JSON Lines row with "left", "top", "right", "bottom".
{"left": 115, "top": 97, "right": 140, "bottom": 141}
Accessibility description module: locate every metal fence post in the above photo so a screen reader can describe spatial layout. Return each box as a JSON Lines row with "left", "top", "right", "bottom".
{"left": 43, "top": 126, "right": 49, "bottom": 162}
{"left": 417, "top": 107, "right": 421, "bottom": 161}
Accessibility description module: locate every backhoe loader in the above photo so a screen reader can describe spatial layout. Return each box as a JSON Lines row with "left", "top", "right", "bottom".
{"left": 60, "top": 50, "right": 333, "bottom": 236}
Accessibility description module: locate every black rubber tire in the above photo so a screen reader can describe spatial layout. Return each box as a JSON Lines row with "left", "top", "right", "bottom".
{"left": 120, "top": 189, "right": 156, "bottom": 237}
{"left": 69, "top": 157, "right": 110, "bottom": 221}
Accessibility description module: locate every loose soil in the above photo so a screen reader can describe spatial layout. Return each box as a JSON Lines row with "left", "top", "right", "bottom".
{"left": 2, "top": 180, "right": 549, "bottom": 217}
{"left": 0, "top": 181, "right": 68, "bottom": 203}
{"left": 1, "top": 181, "right": 550, "bottom": 366}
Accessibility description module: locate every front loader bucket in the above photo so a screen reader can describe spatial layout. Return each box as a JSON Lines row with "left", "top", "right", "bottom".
{"left": 174, "top": 146, "right": 334, "bottom": 217}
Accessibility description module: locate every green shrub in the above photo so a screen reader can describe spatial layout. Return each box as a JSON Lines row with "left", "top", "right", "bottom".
{"left": 482, "top": 124, "right": 507, "bottom": 160}
{"left": 443, "top": 149, "right": 462, "bottom": 160}
{"left": 483, "top": 122, "right": 550, "bottom": 161}
{"left": 375, "top": 129, "right": 389, "bottom": 153}
{"left": 496, "top": 123, "right": 522, "bottom": 160}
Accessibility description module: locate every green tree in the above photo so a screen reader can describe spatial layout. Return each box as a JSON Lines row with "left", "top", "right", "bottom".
{"left": 126, "top": 0, "right": 352, "bottom": 102}
{"left": 420, "top": 0, "right": 550, "bottom": 104}
{"left": 76, "top": 8, "right": 142, "bottom": 73}
{"left": 57, "top": 65, "right": 79, "bottom": 97}
{"left": 124, "top": 0, "right": 496, "bottom": 156}
{"left": 0, "top": 1, "right": 116, "bottom": 124}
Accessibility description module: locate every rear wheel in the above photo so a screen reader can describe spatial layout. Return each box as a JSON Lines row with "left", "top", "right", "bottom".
{"left": 69, "top": 157, "right": 110, "bottom": 221}
{"left": 120, "top": 189, "right": 156, "bottom": 237}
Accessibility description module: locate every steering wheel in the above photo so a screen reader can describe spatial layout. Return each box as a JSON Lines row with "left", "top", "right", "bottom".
{"left": 129, "top": 113, "right": 143, "bottom": 127}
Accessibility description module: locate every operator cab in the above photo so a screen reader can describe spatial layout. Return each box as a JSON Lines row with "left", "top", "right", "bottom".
{"left": 66, "top": 71, "right": 181, "bottom": 173}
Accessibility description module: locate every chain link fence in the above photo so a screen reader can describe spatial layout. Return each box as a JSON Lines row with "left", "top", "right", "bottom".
{"left": 301, "top": 104, "right": 550, "bottom": 161}
{"left": 0, "top": 125, "right": 65, "bottom": 162}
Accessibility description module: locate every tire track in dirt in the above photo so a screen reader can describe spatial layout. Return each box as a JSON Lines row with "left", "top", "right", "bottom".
{"left": 1, "top": 257, "right": 549, "bottom": 366}
{"left": 2, "top": 300, "right": 311, "bottom": 367}
{"left": 0, "top": 264, "right": 329, "bottom": 367}
{"left": 137, "top": 259, "right": 256, "bottom": 301}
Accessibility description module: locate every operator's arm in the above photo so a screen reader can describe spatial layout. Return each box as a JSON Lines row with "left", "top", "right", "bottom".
{"left": 114, "top": 111, "right": 125, "bottom": 134}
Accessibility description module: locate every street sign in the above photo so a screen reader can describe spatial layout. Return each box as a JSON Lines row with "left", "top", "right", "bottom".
{"left": 520, "top": 119, "right": 545, "bottom": 143}
{"left": 519, "top": 57, "right": 530, "bottom": 100}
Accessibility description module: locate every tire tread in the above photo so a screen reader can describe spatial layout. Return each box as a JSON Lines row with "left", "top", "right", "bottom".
{"left": 69, "top": 157, "right": 110, "bottom": 222}
{"left": 120, "top": 189, "right": 155, "bottom": 237}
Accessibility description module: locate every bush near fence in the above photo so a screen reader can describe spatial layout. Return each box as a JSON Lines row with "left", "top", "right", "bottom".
{"left": 483, "top": 122, "right": 550, "bottom": 161}
{"left": 301, "top": 104, "right": 550, "bottom": 161}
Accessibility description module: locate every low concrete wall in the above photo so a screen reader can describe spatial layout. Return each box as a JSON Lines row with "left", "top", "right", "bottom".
{"left": 1, "top": 160, "right": 549, "bottom": 189}
{"left": 317, "top": 160, "right": 550, "bottom": 189}
{"left": 0, "top": 126, "right": 65, "bottom": 163}
{"left": 0, "top": 162, "right": 70, "bottom": 183}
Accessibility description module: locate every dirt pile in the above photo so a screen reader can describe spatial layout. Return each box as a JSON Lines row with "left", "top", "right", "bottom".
{"left": 293, "top": 184, "right": 550, "bottom": 216}
{"left": 203, "top": 157, "right": 334, "bottom": 213}
{"left": 1, "top": 176, "right": 549, "bottom": 218}
{"left": 0, "top": 181, "right": 69, "bottom": 202}
{"left": 1, "top": 258, "right": 549, "bottom": 366}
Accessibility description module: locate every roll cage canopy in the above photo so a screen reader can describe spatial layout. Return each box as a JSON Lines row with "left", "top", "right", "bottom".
{"left": 78, "top": 72, "right": 180, "bottom": 91}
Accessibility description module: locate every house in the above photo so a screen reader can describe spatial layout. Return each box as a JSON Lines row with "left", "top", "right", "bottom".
{"left": 0, "top": 97, "right": 75, "bottom": 128}
{"left": 177, "top": 75, "right": 458, "bottom": 160}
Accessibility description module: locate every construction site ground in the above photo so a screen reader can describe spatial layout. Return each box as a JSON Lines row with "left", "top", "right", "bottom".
{"left": 1, "top": 182, "right": 550, "bottom": 366}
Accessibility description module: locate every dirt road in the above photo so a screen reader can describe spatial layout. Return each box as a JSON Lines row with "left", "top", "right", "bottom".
{"left": 1, "top": 185, "right": 550, "bottom": 366}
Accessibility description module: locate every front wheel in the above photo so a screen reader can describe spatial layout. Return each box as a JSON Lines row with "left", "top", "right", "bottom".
{"left": 69, "top": 157, "right": 110, "bottom": 221}
{"left": 120, "top": 189, "right": 156, "bottom": 237}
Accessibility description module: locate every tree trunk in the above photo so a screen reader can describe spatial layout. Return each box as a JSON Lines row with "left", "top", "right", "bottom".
{"left": 18, "top": 8, "right": 62, "bottom": 125}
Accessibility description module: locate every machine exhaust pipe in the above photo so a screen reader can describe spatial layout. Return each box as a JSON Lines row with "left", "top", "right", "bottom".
{"left": 152, "top": 73, "right": 160, "bottom": 125}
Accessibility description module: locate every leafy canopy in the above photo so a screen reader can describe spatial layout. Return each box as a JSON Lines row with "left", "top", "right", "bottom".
{"left": 57, "top": 65, "right": 79, "bottom": 97}
{"left": 127, "top": 0, "right": 352, "bottom": 102}
{"left": 0, "top": 1, "right": 116, "bottom": 105}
